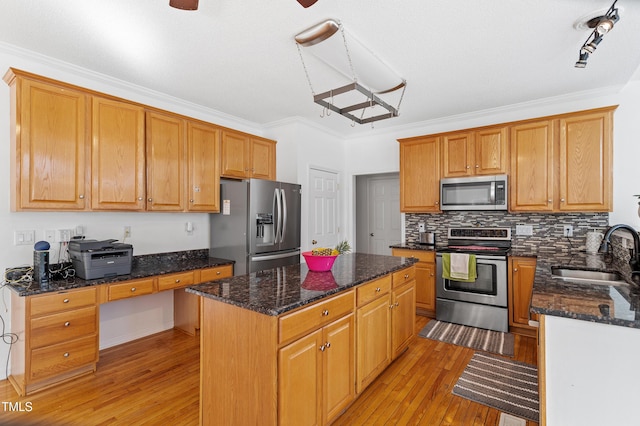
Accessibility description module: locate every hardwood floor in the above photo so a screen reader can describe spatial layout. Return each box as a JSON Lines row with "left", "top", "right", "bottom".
{"left": 0, "top": 316, "right": 538, "bottom": 425}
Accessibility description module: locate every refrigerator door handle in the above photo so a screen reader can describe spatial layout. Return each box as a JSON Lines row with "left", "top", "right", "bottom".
{"left": 280, "top": 189, "right": 287, "bottom": 243}
{"left": 274, "top": 188, "right": 282, "bottom": 244}
{"left": 251, "top": 250, "right": 301, "bottom": 262}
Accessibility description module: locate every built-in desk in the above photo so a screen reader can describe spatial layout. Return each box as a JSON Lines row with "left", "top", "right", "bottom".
{"left": 6, "top": 249, "right": 233, "bottom": 396}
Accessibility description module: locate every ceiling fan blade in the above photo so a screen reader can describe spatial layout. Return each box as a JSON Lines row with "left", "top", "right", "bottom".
{"left": 297, "top": 0, "right": 319, "bottom": 8}
{"left": 169, "top": 0, "right": 199, "bottom": 10}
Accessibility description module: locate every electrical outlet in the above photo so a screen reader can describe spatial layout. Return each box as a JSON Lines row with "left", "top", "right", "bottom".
{"left": 44, "top": 229, "right": 56, "bottom": 242}
{"left": 57, "top": 229, "right": 72, "bottom": 242}
{"left": 515, "top": 225, "right": 533, "bottom": 236}
{"left": 563, "top": 225, "right": 574, "bottom": 237}
{"left": 418, "top": 222, "right": 425, "bottom": 232}
{"left": 124, "top": 226, "right": 131, "bottom": 239}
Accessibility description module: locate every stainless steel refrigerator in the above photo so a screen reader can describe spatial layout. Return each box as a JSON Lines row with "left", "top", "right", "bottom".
{"left": 210, "top": 179, "right": 302, "bottom": 276}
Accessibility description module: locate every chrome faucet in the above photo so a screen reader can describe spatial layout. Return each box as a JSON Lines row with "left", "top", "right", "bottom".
{"left": 599, "top": 224, "right": 640, "bottom": 271}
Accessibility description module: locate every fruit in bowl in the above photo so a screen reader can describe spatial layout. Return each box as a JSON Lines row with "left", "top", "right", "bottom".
{"left": 303, "top": 240, "right": 351, "bottom": 271}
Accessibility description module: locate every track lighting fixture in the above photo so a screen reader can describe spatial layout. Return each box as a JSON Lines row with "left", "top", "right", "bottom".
{"left": 575, "top": 0, "right": 619, "bottom": 68}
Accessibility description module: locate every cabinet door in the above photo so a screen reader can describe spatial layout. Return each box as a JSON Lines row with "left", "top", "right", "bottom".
{"left": 250, "top": 138, "right": 276, "bottom": 180}
{"left": 510, "top": 120, "right": 554, "bottom": 212}
{"left": 323, "top": 314, "right": 355, "bottom": 424}
{"left": 220, "top": 130, "right": 249, "bottom": 178}
{"left": 475, "top": 127, "right": 508, "bottom": 175}
{"left": 279, "top": 329, "right": 323, "bottom": 426}
{"left": 17, "top": 78, "right": 88, "bottom": 210}
{"left": 91, "top": 97, "right": 145, "bottom": 210}
{"left": 508, "top": 257, "right": 538, "bottom": 335}
{"left": 187, "top": 122, "right": 220, "bottom": 212}
{"left": 442, "top": 132, "right": 473, "bottom": 177}
{"left": 558, "top": 110, "right": 613, "bottom": 212}
{"left": 398, "top": 137, "right": 441, "bottom": 212}
{"left": 146, "top": 111, "right": 185, "bottom": 211}
{"left": 356, "top": 295, "right": 391, "bottom": 393}
{"left": 391, "top": 281, "right": 416, "bottom": 359}
{"left": 416, "top": 261, "right": 436, "bottom": 315}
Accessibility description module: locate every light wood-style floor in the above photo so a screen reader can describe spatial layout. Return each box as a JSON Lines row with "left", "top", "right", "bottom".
{"left": 0, "top": 316, "right": 538, "bottom": 425}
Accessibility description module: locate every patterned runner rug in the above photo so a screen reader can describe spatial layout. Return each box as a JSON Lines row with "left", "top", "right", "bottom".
{"left": 453, "top": 352, "right": 539, "bottom": 422}
{"left": 418, "top": 320, "right": 514, "bottom": 357}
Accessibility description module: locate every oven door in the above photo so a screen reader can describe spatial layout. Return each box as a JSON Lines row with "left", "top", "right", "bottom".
{"left": 435, "top": 253, "right": 507, "bottom": 307}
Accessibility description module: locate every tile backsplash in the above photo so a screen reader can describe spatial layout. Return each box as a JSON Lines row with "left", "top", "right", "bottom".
{"left": 405, "top": 211, "right": 609, "bottom": 255}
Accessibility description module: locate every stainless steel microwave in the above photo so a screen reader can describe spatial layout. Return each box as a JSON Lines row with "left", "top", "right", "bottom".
{"left": 440, "top": 174, "right": 508, "bottom": 211}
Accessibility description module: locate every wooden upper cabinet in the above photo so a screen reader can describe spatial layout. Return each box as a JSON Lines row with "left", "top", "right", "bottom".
{"left": 441, "top": 132, "right": 473, "bottom": 177}
{"left": 442, "top": 127, "right": 508, "bottom": 178}
{"left": 398, "top": 136, "right": 441, "bottom": 212}
{"left": 475, "top": 127, "right": 508, "bottom": 175}
{"left": 5, "top": 71, "right": 89, "bottom": 210}
{"left": 558, "top": 109, "right": 613, "bottom": 212}
{"left": 187, "top": 122, "right": 220, "bottom": 212}
{"left": 510, "top": 120, "right": 555, "bottom": 212}
{"left": 91, "top": 97, "right": 146, "bottom": 211}
{"left": 220, "top": 130, "right": 276, "bottom": 180}
{"left": 250, "top": 137, "right": 276, "bottom": 180}
{"left": 146, "top": 111, "right": 186, "bottom": 211}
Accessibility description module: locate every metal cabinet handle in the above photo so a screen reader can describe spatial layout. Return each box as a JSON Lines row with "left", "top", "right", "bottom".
{"left": 63, "top": 352, "right": 70, "bottom": 358}
{"left": 513, "top": 268, "right": 518, "bottom": 272}
{"left": 466, "top": 165, "right": 470, "bottom": 169}
{"left": 175, "top": 279, "right": 181, "bottom": 283}
{"left": 79, "top": 194, "right": 85, "bottom": 199}
{"left": 389, "top": 304, "right": 394, "bottom": 309}
{"left": 321, "top": 309, "right": 329, "bottom": 316}
{"left": 404, "top": 274, "right": 409, "bottom": 279}
{"left": 435, "top": 201, "right": 439, "bottom": 205}
{"left": 395, "top": 302, "right": 400, "bottom": 307}
{"left": 148, "top": 198, "right": 153, "bottom": 202}
{"left": 325, "top": 342, "right": 331, "bottom": 349}
{"left": 560, "top": 198, "right": 565, "bottom": 202}
{"left": 375, "top": 287, "right": 381, "bottom": 292}
{"left": 190, "top": 199, "right": 194, "bottom": 203}
{"left": 138, "top": 197, "right": 143, "bottom": 201}
{"left": 548, "top": 199, "right": 552, "bottom": 203}
{"left": 319, "top": 344, "right": 326, "bottom": 352}
{"left": 475, "top": 164, "right": 479, "bottom": 168}
{"left": 63, "top": 298, "right": 70, "bottom": 303}
{"left": 64, "top": 321, "right": 70, "bottom": 327}
{"left": 370, "top": 233, "right": 374, "bottom": 237}
{"left": 131, "top": 287, "right": 136, "bottom": 292}
{"left": 216, "top": 271, "right": 221, "bottom": 275}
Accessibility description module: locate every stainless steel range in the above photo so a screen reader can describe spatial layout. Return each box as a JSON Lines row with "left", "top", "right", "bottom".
{"left": 435, "top": 227, "right": 511, "bottom": 332}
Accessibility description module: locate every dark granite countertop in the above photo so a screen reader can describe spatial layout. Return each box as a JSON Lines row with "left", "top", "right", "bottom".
{"left": 186, "top": 253, "right": 418, "bottom": 316}
{"left": 6, "top": 249, "right": 234, "bottom": 297}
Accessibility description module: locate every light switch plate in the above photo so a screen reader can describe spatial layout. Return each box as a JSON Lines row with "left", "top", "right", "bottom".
{"left": 14, "top": 230, "right": 35, "bottom": 246}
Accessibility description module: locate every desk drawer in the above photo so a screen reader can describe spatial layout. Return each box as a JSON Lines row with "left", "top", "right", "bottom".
{"left": 30, "top": 287, "right": 97, "bottom": 317}
{"left": 108, "top": 278, "right": 155, "bottom": 301}
{"left": 30, "top": 335, "right": 98, "bottom": 381}
{"left": 279, "top": 290, "right": 354, "bottom": 345}
{"left": 158, "top": 271, "right": 195, "bottom": 291}
{"left": 199, "top": 265, "right": 233, "bottom": 283}
{"left": 356, "top": 275, "right": 391, "bottom": 307}
{"left": 30, "top": 306, "right": 97, "bottom": 349}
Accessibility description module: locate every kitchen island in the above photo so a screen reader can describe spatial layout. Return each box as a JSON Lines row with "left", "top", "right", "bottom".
{"left": 523, "top": 249, "right": 640, "bottom": 426}
{"left": 186, "top": 253, "right": 417, "bottom": 426}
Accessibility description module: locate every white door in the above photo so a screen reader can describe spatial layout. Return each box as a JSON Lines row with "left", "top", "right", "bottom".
{"left": 368, "top": 176, "right": 401, "bottom": 255}
{"left": 308, "top": 168, "right": 339, "bottom": 251}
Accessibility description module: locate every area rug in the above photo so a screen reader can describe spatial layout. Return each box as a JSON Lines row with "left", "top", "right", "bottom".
{"left": 418, "top": 320, "right": 514, "bottom": 357}
{"left": 453, "top": 352, "right": 539, "bottom": 422}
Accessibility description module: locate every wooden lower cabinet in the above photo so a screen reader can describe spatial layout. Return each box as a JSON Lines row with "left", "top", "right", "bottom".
{"left": 508, "top": 256, "right": 538, "bottom": 337}
{"left": 391, "top": 249, "right": 436, "bottom": 316}
{"left": 9, "top": 287, "right": 99, "bottom": 396}
{"left": 199, "top": 265, "right": 416, "bottom": 425}
{"left": 279, "top": 314, "right": 355, "bottom": 426}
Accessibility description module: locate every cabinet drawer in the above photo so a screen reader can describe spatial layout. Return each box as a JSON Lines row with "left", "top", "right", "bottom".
{"left": 30, "top": 287, "right": 97, "bottom": 317}
{"left": 279, "top": 290, "right": 355, "bottom": 345}
{"left": 30, "top": 306, "right": 97, "bottom": 349}
{"left": 199, "top": 265, "right": 233, "bottom": 283}
{"left": 158, "top": 271, "right": 195, "bottom": 291}
{"left": 356, "top": 275, "right": 391, "bottom": 307}
{"left": 108, "top": 278, "right": 155, "bottom": 301}
{"left": 30, "top": 335, "right": 98, "bottom": 381}
{"left": 391, "top": 249, "right": 435, "bottom": 263}
{"left": 392, "top": 266, "right": 416, "bottom": 288}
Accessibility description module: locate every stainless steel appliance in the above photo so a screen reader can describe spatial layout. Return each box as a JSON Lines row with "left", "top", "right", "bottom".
{"left": 210, "top": 179, "right": 302, "bottom": 276}
{"left": 435, "top": 227, "right": 511, "bottom": 332}
{"left": 440, "top": 174, "right": 508, "bottom": 211}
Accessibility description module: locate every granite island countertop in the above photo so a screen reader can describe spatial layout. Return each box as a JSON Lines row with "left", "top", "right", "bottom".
{"left": 6, "top": 249, "right": 234, "bottom": 296}
{"left": 186, "top": 252, "right": 418, "bottom": 316}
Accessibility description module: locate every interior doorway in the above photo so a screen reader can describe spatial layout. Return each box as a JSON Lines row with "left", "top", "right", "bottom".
{"left": 308, "top": 167, "right": 340, "bottom": 251}
{"left": 355, "top": 173, "right": 401, "bottom": 255}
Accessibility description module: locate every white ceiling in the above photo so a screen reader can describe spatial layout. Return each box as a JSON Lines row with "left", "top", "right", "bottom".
{"left": 0, "top": 0, "right": 638, "bottom": 136}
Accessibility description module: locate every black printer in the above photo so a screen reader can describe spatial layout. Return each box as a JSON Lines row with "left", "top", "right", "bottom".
{"left": 69, "top": 239, "right": 133, "bottom": 280}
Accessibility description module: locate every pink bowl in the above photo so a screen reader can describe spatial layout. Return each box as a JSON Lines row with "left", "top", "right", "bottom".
{"left": 302, "top": 251, "right": 338, "bottom": 272}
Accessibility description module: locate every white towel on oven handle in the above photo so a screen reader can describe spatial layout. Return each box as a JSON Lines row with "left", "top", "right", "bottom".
{"left": 449, "top": 253, "right": 470, "bottom": 280}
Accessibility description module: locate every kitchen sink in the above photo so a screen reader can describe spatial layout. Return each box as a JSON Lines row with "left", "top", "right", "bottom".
{"left": 551, "top": 267, "right": 626, "bottom": 286}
